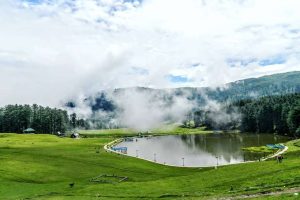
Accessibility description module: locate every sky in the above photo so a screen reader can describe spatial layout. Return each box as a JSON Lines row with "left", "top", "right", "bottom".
{"left": 0, "top": 0, "right": 300, "bottom": 106}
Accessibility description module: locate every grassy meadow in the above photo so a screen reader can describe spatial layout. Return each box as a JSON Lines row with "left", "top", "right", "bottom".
{"left": 0, "top": 132, "right": 300, "bottom": 200}
{"left": 77, "top": 126, "right": 214, "bottom": 138}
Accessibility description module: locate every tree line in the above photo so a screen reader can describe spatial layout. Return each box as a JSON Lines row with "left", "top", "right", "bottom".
{"left": 187, "top": 93, "right": 300, "bottom": 137}
{"left": 0, "top": 104, "right": 86, "bottom": 134}
{"left": 235, "top": 93, "right": 300, "bottom": 136}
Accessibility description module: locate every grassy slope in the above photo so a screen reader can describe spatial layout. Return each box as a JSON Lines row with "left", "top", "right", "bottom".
{"left": 242, "top": 146, "right": 274, "bottom": 153}
{"left": 78, "top": 126, "right": 214, "bottom": 138}
{"left": 0, "top": 134, "right": 300, "bottom": 200}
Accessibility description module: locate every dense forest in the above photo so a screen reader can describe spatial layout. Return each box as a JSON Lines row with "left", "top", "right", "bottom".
{"left": 190, "top": 93, "right": 300, "bottom": 137}
{"left": 235, "top": 93, "right": 300, "bottom": 136}
{"left": 0, "top": 104, "right": 86, "bottom": 134}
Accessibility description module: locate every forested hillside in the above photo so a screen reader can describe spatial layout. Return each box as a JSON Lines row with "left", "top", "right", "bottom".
{"left": 236, "top": 93, "right": 300, "bottom": 136}
{"left": 205, "top": 70, "right": 300, "bottom": 101}
{"left": 0, "top": 72, "right": 299, "bottom": 134}
{"left": 64, "top": 71, "right": 300, "bottom": 130}
{"left": 67, "top": 71, "right": 300, "bottom": 113}
{"left": 189, "top": 93, "right": 300, "bottom": 137}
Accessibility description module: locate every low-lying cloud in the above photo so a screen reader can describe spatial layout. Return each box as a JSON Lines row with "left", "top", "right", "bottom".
{"left": 67, "top": 88, "right": 195, "bottom": 131}
{"left": 114, "top": 88, "right": 195, "bottom": 130}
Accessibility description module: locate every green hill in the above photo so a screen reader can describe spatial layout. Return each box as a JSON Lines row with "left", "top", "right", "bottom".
{"left": 70, "top": 71, "right": 300, "bottom": 112}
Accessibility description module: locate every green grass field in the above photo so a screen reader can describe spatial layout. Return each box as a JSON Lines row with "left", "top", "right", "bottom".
{"left": 242, "top": 146, "right": 274, "bottom": 153}
{"left": 0, "top": 133, "right": 300, "bottom": 200}
{"left": 77, "top": 126, "right": 214, "bottom": 138}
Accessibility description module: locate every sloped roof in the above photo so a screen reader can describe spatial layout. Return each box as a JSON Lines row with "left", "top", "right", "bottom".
{"left": 24, "top": 128, "right": 35, "bottom": 132}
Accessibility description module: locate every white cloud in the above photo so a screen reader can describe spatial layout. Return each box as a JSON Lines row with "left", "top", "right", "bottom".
{"left": 0, "top": 0, "right": 300, "bottom": 106}
{"left": 113, "top": 88, "right": 194, "bottom": 131}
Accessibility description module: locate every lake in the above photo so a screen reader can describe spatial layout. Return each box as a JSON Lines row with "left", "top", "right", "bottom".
{"left": 114, "top": 133, "right": 289, "bottom": 167}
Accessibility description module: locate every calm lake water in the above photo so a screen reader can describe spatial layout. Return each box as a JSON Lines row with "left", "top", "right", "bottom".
{"left": 115, "top": 133, "right": 289, "bottom": 167}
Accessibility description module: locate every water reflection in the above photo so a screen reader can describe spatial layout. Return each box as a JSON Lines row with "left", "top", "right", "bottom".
{"left": 115, "top": 133, "right": 288, "bottom": 167}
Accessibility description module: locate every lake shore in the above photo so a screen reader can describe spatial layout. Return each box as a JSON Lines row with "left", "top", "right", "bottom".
{"left": 105, "top": 133, "right": 290, "bottom": 168}
{"left": 78, "top": 126, "right": 216, "bottom": 138}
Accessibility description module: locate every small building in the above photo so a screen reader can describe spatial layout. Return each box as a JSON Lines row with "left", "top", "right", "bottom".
{"left": 56, "top": 131, "right": 66, "bottom": 137}
{"left": 23, "top": 128, "right": 35, "bottom": 134}
{"left": 70, "top": 132, "right": 80, "bottom": 139}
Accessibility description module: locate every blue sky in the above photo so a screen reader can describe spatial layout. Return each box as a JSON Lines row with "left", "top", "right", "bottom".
{"left": 24, "top": 0, "right": 44, "bottom": 4}
{"left": 227, "top": 56, "right": 287, "bottom": 68}
{"left": 259, "top": 56, "right": 286, "bottom": 66}
{"left": 168, "top": 75, "right": 189, "bottom": 83}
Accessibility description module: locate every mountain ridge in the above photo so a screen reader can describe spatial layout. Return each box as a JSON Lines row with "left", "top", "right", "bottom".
{"left": 66, "top": 71, "right": 300, "bottom": 112}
